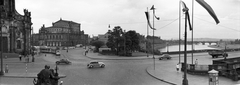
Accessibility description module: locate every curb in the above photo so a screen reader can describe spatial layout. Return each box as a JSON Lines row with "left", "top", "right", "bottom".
{"left": 145, "top": 66, "right": 177, "bottom": 85}
{"left": 84, "top": 51, "right": 152, "bottom": 60}
{"left": 86, "top": 54, "right": 151, "bottom": 60}
{"left": 2, "top": 73, "right": 67, "bottom": 78}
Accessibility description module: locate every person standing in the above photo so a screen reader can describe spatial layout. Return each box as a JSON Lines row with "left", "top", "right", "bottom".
{"left": 195, "top": 59, "right": 198, "bottom": 66}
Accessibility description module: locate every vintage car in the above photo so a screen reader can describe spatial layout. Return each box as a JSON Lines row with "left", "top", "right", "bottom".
{"left": 55, "top": 50, "right": 61, "bottom": 56}
{"left": 159, "top": 54, "right": 171, "bottom": 60}
{"left": 87, "top": 61, "right": 105, "bottom": 68}
{"left": 56, "top": 59, "right": 71, "bottom": 65}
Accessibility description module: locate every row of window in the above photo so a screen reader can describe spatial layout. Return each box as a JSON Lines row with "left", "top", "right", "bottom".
{"left": 41, "top": 35, "right": 63, "bottom": 39}
{"left": 41, "top": 35, "right": 81, "bottom": 40}
{"left": 47, "top": 28, "right": 69, "bottom": 33}
{"left": 46, "top": 42, "right": 62, "bottom": 46}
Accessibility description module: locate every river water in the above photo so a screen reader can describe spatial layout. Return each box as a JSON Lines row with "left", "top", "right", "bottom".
{"left": 159, "top": 43, "right": 217, "bottom": 52}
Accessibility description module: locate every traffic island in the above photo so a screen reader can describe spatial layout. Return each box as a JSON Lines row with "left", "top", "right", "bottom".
{"left": 146, "top": 65, "right": 238, "bottom": 85}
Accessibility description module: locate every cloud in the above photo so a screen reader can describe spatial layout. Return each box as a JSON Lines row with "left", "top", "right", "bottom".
{"left": 15, "top": 0, "right": 240, "bottom": 39}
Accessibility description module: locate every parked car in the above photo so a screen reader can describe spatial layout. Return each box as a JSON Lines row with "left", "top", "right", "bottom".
{"left": 56, "top": 59, "right": 71, "bottom": 65}
{"left": 87, "top": 61, "right": 105, "bottom": 68}
{"left": 159, "top": 54, "right": 171, "bottom": 60}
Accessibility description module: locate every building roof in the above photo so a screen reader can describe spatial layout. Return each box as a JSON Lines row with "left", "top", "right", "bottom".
{"left": 54, "top": 18, "right": 80, "bottom": 25}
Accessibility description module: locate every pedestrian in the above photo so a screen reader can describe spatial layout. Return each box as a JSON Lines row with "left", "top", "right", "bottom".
{"left": 27, "top": 55, "right": 30, "bottom": 63}
{"left": 85, "top": 49, "right": 88, "bottom": 55}
{"left": 176, "top": 63, "right": 180, "bottom": 71}
{"left": 37, "top": 65, "right": 54, "bottom": 85}
{"left": 19, "top": 55, "right": 22, "bottom": 61}
{"left": 195, "top": 59, "right": 198, "bottom": 66}
{"left": 49, "top": 69, "right": 60, "bottom": 85}
{"left": 5, "top": 64, "right": 8, "bottom": 73}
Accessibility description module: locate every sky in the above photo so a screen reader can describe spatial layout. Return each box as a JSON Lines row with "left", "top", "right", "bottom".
{"left": 15, "top": 0, "right": 240, "bottom": 39}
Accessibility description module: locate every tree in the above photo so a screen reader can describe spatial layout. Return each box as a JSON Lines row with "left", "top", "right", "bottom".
{"left": 125, "top": 30, "right": 140, "bottom": 52}
{"left": 106, "top": 26, "right": 141, "bottom": 56}
{"left": 106, "top": 26, "right": 123, "bottom": 55}
{"left": 90, "top": 40, "right": 104, "bottom": 52}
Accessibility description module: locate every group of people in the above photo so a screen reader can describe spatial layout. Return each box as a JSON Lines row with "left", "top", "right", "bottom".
{"left": 35, "top": 65, "right": 60, "bottom": 85}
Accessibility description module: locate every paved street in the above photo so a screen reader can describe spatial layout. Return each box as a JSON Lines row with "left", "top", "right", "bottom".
{"left": 0, "top": 48, "right": 167, "bottom": 85}
{"left": 1, "top": 47, "right": 240, "bottom": 85}
{"left": 147, "top": 52, "right": 240, "bottom": 85}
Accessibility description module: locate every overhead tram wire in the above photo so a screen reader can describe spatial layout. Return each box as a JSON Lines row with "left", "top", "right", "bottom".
{"left": 155, "top": 17, "right": 180, "bottom": 31}
{"left": 194, "top": 16, "right": 240, "bottom": 32}
{"left": 108, "top": 19, "right": 180, "bottom": 26}
{"left": 153, "top": 15, "right": 184, "bottom": 32}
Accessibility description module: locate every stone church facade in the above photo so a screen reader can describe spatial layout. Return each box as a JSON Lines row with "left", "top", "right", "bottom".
{"left": 0, "top": 0, "right": 32, "bottom": 55}
{"left": 33, "top": 18, "right": 88, "bottom": 47}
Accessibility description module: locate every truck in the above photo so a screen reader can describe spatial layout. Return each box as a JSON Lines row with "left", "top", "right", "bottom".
{"left": 208, "top": 49, "right": 228, "bottom": 58}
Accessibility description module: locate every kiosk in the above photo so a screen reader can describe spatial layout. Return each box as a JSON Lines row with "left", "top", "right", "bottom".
{"left": 208, "top": 69, "right": 219, "bottom": 85}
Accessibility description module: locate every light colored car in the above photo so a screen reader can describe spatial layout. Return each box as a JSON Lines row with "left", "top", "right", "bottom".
{"left": 56, "top": 59, "right": 71, "bottom": 65}
{"left": 159, "top": 54, "right": 171, "bottom": 60}
{"left": 87, "top": 61, "right": 105, "bottom": 68}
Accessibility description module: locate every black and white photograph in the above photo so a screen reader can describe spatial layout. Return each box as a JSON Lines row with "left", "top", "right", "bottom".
{"left": 0, "top": 0, "right": 240, "bottom": 85}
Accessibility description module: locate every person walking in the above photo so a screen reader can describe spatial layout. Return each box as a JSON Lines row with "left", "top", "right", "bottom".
{"left": 176, "top": 63, "right": 180, "bottom": 71}
{"left": 19, "top": 55, "right": 22, "bottom": 61}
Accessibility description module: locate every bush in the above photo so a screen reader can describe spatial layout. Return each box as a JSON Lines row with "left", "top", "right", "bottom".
{"left": 100, "top": 50, "right": 115, "bottom": 55}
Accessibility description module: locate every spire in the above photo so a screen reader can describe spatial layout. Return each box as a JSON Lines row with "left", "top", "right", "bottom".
{"left": 42, "top": 24, "right": 45, "bottom": 28}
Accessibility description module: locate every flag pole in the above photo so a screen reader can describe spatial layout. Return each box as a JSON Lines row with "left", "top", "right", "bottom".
{"left": 147, "top": 7, "right": 149, "bottom": 57}
{"left": 152, "top": 6, "right": 155, "bottom": 70}
{"left": 181, "top": 1, "right": 190, "bottom": 85}
{"left": 179, "top": 0, "right": 182, "bottom": 64}
{"left": 191, "top": 0, "right": 194, "bottom": 64}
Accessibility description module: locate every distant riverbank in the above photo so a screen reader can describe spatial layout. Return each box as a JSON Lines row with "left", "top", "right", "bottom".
{"left": 208, "top": 44, "right": 240, "bottom": 49}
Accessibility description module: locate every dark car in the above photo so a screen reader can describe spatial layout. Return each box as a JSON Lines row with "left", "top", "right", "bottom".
{"left": 56, "top": 59, "right": 71, "bottom": 65}
{"left": 159, "top": 54, "right": 171, "bottom": 60}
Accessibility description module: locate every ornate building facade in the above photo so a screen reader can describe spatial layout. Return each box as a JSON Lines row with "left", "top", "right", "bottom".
{"left": 0, "top": 0, "right": 32, "bottom": 55}
{"left": 33, "top": 19, "right": 88, "bottom": 47}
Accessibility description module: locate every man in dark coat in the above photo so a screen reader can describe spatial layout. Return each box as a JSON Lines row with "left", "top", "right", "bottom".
{"left": 37, "top": 65, "right": 54, "bottom": 85}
